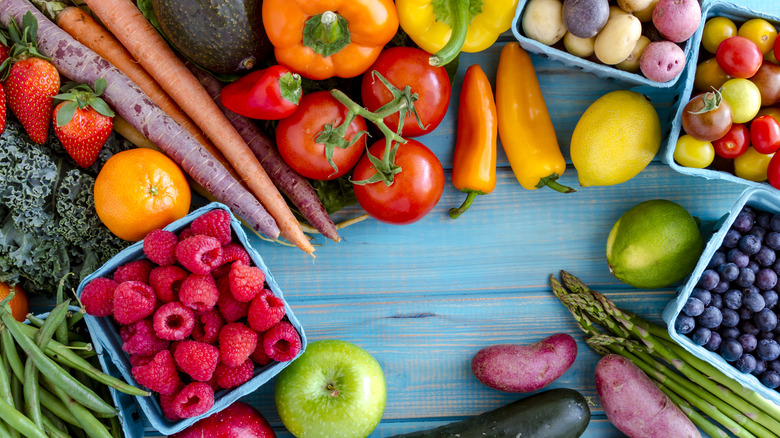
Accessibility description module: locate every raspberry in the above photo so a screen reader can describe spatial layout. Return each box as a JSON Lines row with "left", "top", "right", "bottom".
{"left": 173, "top": 382, "right": 215, "bottom": 419}
{"left": 121, "top": 319, "right": 170, "bottom": 356}
{"left": 250, "top": 337, "right": 273, "bottom": 366}
{"left": 191, "top": 209, "right": 233, "bottom": 246}
{"left": 160, "top": 392, "right": 182, "bottom": 421}
{"left": 153, "top": 302, "right": 195, "bottom": 340}
{"left": 149, "top": 266, "right": 188, "bottom": 303}
{"left": 214, "top": 359, "right": 254, "bottom": 389}
{"left": 176, "top": 235, "right": 223, "bottom": 275}
{"left": 178, "top": 227, "right": 194, "bottom": 241}
{"left": 113, "top": 259, "right": 153, "bottom": 284}
{"left": 131, "top": 350, "right": 181, "bottom": 395}
{"left": 113, "top": 281, "right": 156, "bottom": 325}
{"left": 129, "top": 354, "right": 154, "bottom": 368}
{"left": 216, "top": 276, "right": 249, "bottom": 322}
{"left": 179, "top": 274, "right": 219, "bottom": 312}
{"left": 80, "top": 277, "right": 118, "bottom": 317}
{"left": 248, "top": 289, "right": 286, "bottom": 332}
{"left": 191, "top": 309, "right": 225, "bottom": 344}
{"left": 263, "top": 321, "right": 302, "bottom": 362}
{"left": 143, "top": 229, "right": 179, "bottom": 266}
{"left": 173, "top": 340, "right": 220, "bottom": 382}
{"left": 212, "top": 243, "right": 251, "bottom": 277}
{"left": 218, "top": 322, "right": 257, "bottom": 367}
{"left": 228, "top": 262, "right": 265, "bottom": 302}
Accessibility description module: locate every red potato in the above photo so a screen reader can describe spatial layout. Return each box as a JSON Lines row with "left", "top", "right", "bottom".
{"left": 595, "top": 354, "right": 700, "bottom": 438}
{"left": 471, "top": 333, "right": 578, "bottom": 393}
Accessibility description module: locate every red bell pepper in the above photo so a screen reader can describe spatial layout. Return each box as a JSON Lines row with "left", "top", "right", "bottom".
{"left": 220, "top": 65, "right": 302, "bottom": 120}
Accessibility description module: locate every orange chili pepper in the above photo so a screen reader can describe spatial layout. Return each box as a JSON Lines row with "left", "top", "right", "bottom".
{"left": 449, "top": 64, "right": 497, "bottom": 219}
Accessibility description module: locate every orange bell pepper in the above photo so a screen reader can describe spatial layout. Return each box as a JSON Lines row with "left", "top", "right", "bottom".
{"left": 262, "top": 0, "right": 399, "bottom": 80}
{"left": 449, "top": 64, "right": 497, "bottom": 219}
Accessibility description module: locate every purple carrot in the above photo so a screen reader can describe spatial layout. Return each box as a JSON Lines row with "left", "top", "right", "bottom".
{"left": 0, "top": 0, "right": 280, "bottom": 239}
{"left": 187, "top": 63, "right": 341, "bottom": 242}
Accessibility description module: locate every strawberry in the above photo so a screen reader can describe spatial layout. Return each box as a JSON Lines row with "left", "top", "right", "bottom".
{"left": 53, "top": 78, "right": 115, "bottom": 168}
{"left": 0, "top": 83, "right": 6, "bottom": 135}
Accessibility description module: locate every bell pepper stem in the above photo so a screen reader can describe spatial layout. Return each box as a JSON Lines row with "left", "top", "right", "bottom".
{"left": 449, "top": 190, "right": 481, "bottom": 219}
{"left": 537, "top": 174, "right": 576, "bottom": 193}
{"left": 430, "top": 0, "right": 470, "bottom": 67}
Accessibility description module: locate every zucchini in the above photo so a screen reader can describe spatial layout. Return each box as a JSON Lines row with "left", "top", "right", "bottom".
{"left": 390, "top": 388, "right": 591, "bottom": 438}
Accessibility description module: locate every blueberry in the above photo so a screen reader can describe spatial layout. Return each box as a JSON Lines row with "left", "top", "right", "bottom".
{"left": 698, "top": 269, "right": 721, "bottom": 290}
{"left": 768, "top": 360, "right": 780, "bottom": 373}
{"left": 711, "top": 294, "right": 724, "bottom": 309}
{"left": 734, "top": 211, "right": 755, "bottom": 233}
{"left": 697, "top": 306, "right": 723, "bottom": 329}
{"left": 741, "top": 320, "right": 761, "bottom": 335}
{"left": 723, "top": 229, "right": 743, "bottom": 248}
{"left": 757, "top": 339, "right": 780, "bottom": 361}
{"left": 721, "top": 308, "right": 740, "bottom": 327}
{"left": 744, "top": 290, "right": 766, "bottom": 312}
{"left": 739, "top": 333, "right": 758, "bottom": 352}
{"left": 705, "top": 331, "right": 722, "bottom": 351}
{"left": 720, "top": 326, "right": 741, "bottom": 339}
{"left": 712, "top": 280, "right": 730, "bottom": 294}
{"left": 717, "top": 263, "right": 740, "bottom": 282}
{"left": 723, "top": 289, "right": 744, "bottom": 310}
{"left": 736, "top": 353, "right": 757, "bottom": 373}
{"left": 758, "top": 212, "right": 773, "bottom": 229}
{"left": 743, "top": 284, "right": 761, "bottom": 296}
{"left": 760, "top": 370, "right": 780, "bottom": 389}
{"left": 755, "top": 268, "right": 778, "bottom": 290}
{"left": 708, "top": 251, "right": 728, "bottom": 269}
{"left": 727, "top": 248, "right": 750, "bottom": 268}
{"left": 766, "top": 231, "right": 780, "bottom": 250}
{"left": 736, "top": 268, "right": 756, "bottom": 288}
{"left": 747, "top": 260, "right": 760, "bottom": 274}
{"left": 753, "top": 359, "right": 768, "bottom": 376}
{"left": 691, "top": 327, "right": 712, "bottom": 346}
{"left": 755, "top": 247, "right": 777, "bottom": 267}
{"left": 739, "top": 306, "right": 755, "bottom": 320}
{"left": 749, "top": 226, "right": 767, "bottom": 242}
{"left": 682, "top": 297, "right": 705, "bottom": 317}
{"left": 691, "top": 288, "right": 712, "bottom": 306}
{"left": 762, "top": 290, "right": 778, "bottom": 309}
{"left": 754, "top": 308, "right": 778, "bottom": 332}
{"left": 720, "top": 338, "right": 744, "bottom": 362}
{"left": 771, "top": 213, "right": 780, "bottom": 232}
{"left": 675, "top": 314, "right": 696, "bottom": 334}
{"left": 760, "top": 331, "right": 776, "bottom": 340}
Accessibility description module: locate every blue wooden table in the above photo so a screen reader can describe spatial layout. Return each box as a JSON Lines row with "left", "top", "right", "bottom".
{"left": 29, "top": 1, "right": 779, "bottom": 436}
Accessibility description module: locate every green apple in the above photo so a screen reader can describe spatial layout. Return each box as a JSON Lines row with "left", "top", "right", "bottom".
{"left": 274, "top": 339, "right": 387, "bottom": 438}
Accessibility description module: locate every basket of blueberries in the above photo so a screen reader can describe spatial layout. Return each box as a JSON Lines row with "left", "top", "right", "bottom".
{"left": 663, "top": 187, "right": 780, "bottom": 407}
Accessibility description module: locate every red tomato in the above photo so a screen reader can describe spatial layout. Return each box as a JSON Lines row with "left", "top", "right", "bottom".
{"left": 751, "top": 115, "right": 780, "bottom": 154}
{"left": 713, "top": 123, "right": 750, "bottom": 159}
{"left": 716, "top": 36, "right": 763, "bottom": 78}
{"left": 767, "top": 151, "right": 780, "bottom": 188}
{"left": 361, "top": 47, "right": 451, "bottom": 137}
{"left": 352, "top": 139, "right": 445, "bottom": 224}
{"left": 276, "top": 91, "right": 367, "bottom": 180}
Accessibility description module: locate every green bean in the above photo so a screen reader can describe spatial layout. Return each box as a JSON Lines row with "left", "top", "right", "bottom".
{"left": 107, "top": 416, "right": 122, "bottom": 438}
{"left": 55, "top": 275, "right": 73, "bottom": 347}
{"left": 0, "top": 398, "right": 47, "bottom": 438}
{"left": 0, "top": 313, "right": 117, "bottom": 417}
{"left": 0, "top": 328, "right": 23, "bottom": 383}
{"left": 34, "top": 301, "right": 71, "bottom": 350}
{"left": 39, "top": 387, "right": 79, "bottom": 428}
{"left": 25, "top": 314, "right": 44, "bottom": 328}
{"left": 0, "top": 421, "right": 13, "bottom": 438}
{"left": 40, "top": 411, "right": 72, "bottom": 438}
{"left": 66, "top": 311, "right": 85, "bottom": 330}
{"left": 68, "top": 425, "right": 87, "bottom": 438}
{"left": 0, "top": 356, "right": 18, "bottom": 438}
{"left": 43, "top": 377, "right": 113, "bottom": 438}
{"left": 10, "top": 370, "right": 23, "bottom": 413}
{"left": 23, "top": 359, "right": 42, "bottom": 429}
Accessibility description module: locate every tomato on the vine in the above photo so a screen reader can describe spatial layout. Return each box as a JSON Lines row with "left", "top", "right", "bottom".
{"left": 716, "top": 36, "right": 763, "bottom": 78}
{"left": 352, "top": 139, "right": 445, "bottom": 224}
{"left": 361, "top": 47, "right": 451, "bottom": 137}
{"left": 713, "top": 123, "right": 750, "bottom": 159}
{"left": 276, "top": 91, "right": 367, "bottom": 180}
{"left": 751, "top": 115, "right": 780, "bottom": 154}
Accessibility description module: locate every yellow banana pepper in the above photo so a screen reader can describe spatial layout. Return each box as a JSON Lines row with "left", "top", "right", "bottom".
{"left": 397, "top": 0, "right": 519, "bottom": 66}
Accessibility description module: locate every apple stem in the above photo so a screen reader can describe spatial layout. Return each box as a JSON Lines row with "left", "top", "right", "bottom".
{"left": 327, "top": 383, "right": 338, "bottom": 397}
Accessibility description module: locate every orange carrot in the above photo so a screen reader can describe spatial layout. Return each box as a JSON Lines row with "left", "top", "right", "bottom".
{"left": 83, "top": 0, "right": 314, "bottom": 255}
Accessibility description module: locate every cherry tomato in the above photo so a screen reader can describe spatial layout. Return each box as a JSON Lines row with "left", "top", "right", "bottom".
{"left": 352, "top": 139, "right": 445, "bottom": 224}
{"left": 716, "top": 36, "right": 763, "bottom": 78}
{"left": 721, "top": 78, "right": 762, "bottom": 124}
{"left": 713, "top": 123, "right": 750, "bottom": 159}
{"left": 768, "top": 152, "right": 780, "bottom": 188}
{"left": 735, "top": 147, "right": 773, "bottom": 181}
{"left": 738, "top": 18, "right": 778, "bottom": 56}
{"left": 361, "top": 47, "right": 451, "bottom": 137}
{"left": 681, "top": 91, "right": 733, "bottom": 141}
{"left": 674, "top": 134, "right": 715, "bottom": 169}
{"left": 695, "top": 58, "right": 732, "bottom": 93}
{"left": 276, "top": 91, "right": 367, "bottom": 180}
{"left": 757, "top": 106, "right": 780, "bottom": 124}
{"left": 775, "top": 33, "right": 780, "bottom": 64}
{"left": 702, "top": 16, "right": 737, "bottom": 54}
{"left": 751, "top": 115, "right": 780, "bottom": 154}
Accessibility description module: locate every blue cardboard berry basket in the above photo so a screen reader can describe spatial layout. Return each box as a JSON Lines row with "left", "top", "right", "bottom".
{"left": 76, "top": 202, "right": 308, "bottom": 436}
{"left": 662, "top": 186, "right": 780, "bottom": 409}
{"left": 511, "top": 0, "right": 702, "bottom": 88}
{"left": 660, "top": 0, "right": 780, "bottom": 188}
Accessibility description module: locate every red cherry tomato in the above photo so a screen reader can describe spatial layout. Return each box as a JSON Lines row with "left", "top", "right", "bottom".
{"left": 352, "top": 139, "right": 445, "bottom": 224}
{"left": 751, "top": 115, "right": 780, "bottom": 154}
{"left": 276, "top": 91, "right": 367, "bottom": 180}
{"left": 716, "top": 36, "right": 763, "bottom": 78}
{"left": 713, "top": 123, "right": 750, "bottom": 159}
{"left": 361, "top": 47, "right": 451, "bottom": 137}
{"left": 767, "top": 151, "right": 780, "bottom": 188}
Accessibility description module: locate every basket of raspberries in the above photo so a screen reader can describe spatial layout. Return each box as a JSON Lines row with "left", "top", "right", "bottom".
{"left": 76, "top": 203, "right": 307, "bottom": 435}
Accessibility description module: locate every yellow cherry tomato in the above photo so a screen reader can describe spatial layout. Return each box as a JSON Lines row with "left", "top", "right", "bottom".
{"left": 721, "top": 78, "right": 762, "bottom": 123}
{"left": 734, "top": 147, "right": 774, "bottom": 181}
{"left": 738, "top": 18, "right": 778, "bottom": 55}
{"left": 702, "top": 16, "right": 737, "bottom": 54}
{"left": 674, "top": 134, "right": 715, "bottom": 168}
{"left": 694, "top": 58, "right": 732, "bottom": 92}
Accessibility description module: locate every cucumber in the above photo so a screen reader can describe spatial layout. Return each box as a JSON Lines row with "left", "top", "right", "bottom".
{"left": 390, "top": 388, "right": 591, "bottom": 438}
{"left": 151, "top": 0, "right": 273, "bottom": 76}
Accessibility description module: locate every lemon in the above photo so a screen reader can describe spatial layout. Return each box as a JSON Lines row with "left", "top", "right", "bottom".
{"left": 606, "top": 199, "right": 704, "bottom": 289}
{"left": 571, "top": 90, "right": 662, "bottom": 187}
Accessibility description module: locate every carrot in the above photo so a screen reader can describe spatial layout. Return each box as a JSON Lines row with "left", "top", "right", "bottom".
{"left": 186, "top": 62, "right": 341, "bottom": 242}
{"left": 0, "top": 1, "right": 280, "bottom": 240}
{"left": 82, "top": 0, "right": 314, "bottom": 255}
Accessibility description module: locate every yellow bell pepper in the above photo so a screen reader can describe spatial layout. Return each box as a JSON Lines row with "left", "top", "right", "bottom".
{"left": 396, "top": 0, "right": 519, "bottom": 66}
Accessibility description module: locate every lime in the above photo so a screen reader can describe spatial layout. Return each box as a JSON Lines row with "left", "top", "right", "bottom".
{"left": 606, "top": 199, "right": 704, "bottom": 289}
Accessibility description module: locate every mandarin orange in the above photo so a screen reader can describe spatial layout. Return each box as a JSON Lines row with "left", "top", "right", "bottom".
{"left": 0, "top": 281, "right": 29, "bottom": 322}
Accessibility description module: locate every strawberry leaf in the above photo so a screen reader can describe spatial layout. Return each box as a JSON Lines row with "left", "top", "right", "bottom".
{"left": 93, "top": 78, "right": 107, "bottom": 96}
{"left": 55, "top": 101, "right": 78, "bottom": 127}
{"left": 88, "top": 98, "right": 115, "bottom": 118}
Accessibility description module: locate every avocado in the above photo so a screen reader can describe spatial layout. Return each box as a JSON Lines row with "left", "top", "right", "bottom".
{"left": 151, "top": 0, "right": 273, "bottom": 76}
